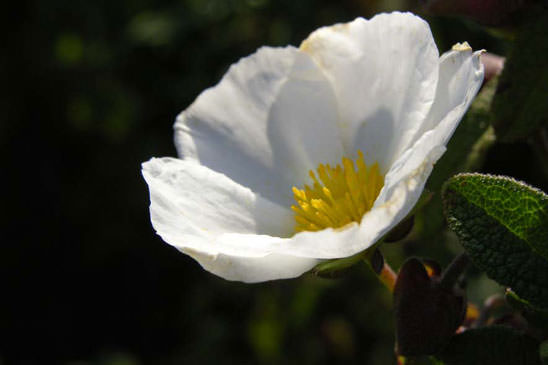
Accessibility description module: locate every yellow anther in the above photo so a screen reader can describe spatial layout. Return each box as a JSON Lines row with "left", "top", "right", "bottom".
{"left": 291, "top": 150, "right": 384, "bottom": 232}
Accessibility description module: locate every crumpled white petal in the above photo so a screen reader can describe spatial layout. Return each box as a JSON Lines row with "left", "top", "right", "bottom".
{"left": 142, "top": 157, "right": 319, "bottom": 282}
{"left": 418, "top": 43, "right": 485, "bottom": 145}
{"left": 299, "top": 12, "right": 440, "bottom": 171}
{"left": 174, "top": 46, "right": 342, "bottom": 206}
{"left": 142, "top": 157, "right": 293, "bottom": 246}
{"left": 277, "top": 44, "right": 484, "bottom": 259}
{"left": 142, "top": 12, "right": 484, "bottom": 282}
{"left": 182, "top": 248, "right": 320, "bottom": 283}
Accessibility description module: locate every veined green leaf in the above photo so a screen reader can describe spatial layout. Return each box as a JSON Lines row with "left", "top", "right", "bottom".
{"left": 442, "top": 173, "right": 548, "bottom": 308}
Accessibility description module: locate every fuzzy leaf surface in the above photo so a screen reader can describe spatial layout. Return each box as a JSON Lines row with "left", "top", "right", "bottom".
{"left": 443, "top": 173, "right": 548, "bottom": 308}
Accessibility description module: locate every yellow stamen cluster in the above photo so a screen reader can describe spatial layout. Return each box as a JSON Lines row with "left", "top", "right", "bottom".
{"left": 291, "top": 150, "right": 384, "bottom": 232}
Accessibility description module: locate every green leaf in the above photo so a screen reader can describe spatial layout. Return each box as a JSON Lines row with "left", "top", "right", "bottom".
{"left": 442, "top": 173, "right": 548, "bottom": 308}
{"left": 492, "top": 9, "right": 548, "bottom": 142}
{"left": 438, "top": 326, "right": 541, "bottom": 365}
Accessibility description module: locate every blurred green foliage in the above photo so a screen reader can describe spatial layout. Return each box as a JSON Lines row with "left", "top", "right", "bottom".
{"left": 3, "top": 0, "right": 544, "bottom": 364}
{"left": 439, "top": 326, "right": 541, "bottom": 365}
{"left": 492, "top": 7, "right": 548, "bottom": 142}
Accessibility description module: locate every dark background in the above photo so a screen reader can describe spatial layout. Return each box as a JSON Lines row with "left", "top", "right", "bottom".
{"left": 3, "top": 0, "right": 537, "bottom": 364}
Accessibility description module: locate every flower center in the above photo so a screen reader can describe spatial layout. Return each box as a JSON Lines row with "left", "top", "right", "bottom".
{"left": 291, "top": 150, "right": 384, "bottom": 232}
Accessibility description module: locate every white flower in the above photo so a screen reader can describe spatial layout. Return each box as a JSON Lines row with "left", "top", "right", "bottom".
{"left": 142, "top": 12, "right": 484, "bottom": 283}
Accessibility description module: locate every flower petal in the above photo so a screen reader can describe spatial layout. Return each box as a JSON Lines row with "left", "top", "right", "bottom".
{"left": 143, "top": 154, "right": 406, "bottom": 261}
{"left": 143, "top": 15, "right": 486, "bottom": 282}
{"left": 174, "top": 46, "right": 343, "bottom": 206}
{"left": 181, "top": 247, "right": 319, "bottom": 283}
{"left": 364, "top": 47, "right": 484, "bottom": 250}
{"left": 142, "top": 157, "right": 319, "bottom": 282}
{"left": 142, "top": 157, "right": 293, "bottom": 244}
{"left": 270, "top": 47, "right": 484, "bottom": 260}
{"left": 271, "top": 132, "right": 446, "bottom": 259}
{"left": 300, "top": 12, "right": 439, "bottom": 171}
{"left": 415, "top": 44, "right": 485, "bottom": 144}
{"left": 380, "top": 47, "right": 484, "bottom": 207}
